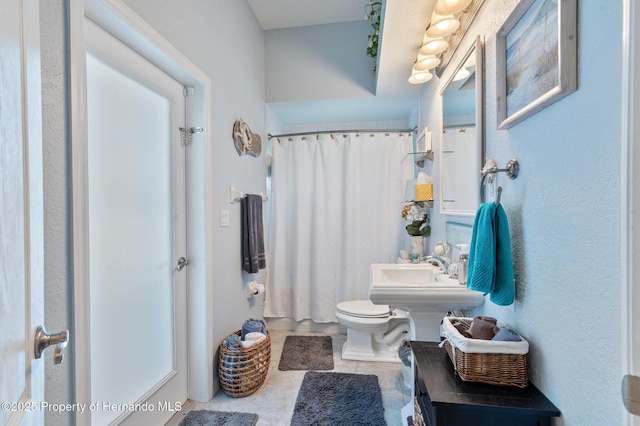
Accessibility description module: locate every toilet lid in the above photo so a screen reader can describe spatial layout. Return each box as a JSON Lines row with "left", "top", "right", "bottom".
{"left": 336, "top": 300, "right": 390, "bottom": 318}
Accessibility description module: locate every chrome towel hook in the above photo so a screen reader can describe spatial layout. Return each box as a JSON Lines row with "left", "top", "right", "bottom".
{"left": 480, "top": 159, "right": 519, "bottom": 203}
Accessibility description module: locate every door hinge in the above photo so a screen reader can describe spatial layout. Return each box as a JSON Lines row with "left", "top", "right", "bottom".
{"left": 175, "top": 256, "right": 190, "bottom": 271}
{"left": 179, "top": 127, "right": 204, "bottom": 146}
{"left": 183, "top": 86, "right": 195, "bottom": 97}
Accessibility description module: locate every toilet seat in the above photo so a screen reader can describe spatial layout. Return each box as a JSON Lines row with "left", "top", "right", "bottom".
{"left": 336, "top": 300, "right": 390, "bottom": 319}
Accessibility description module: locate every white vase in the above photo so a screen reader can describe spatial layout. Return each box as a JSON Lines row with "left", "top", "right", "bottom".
{"left": 409, "top": 236, "right": 424, "bottom": 263}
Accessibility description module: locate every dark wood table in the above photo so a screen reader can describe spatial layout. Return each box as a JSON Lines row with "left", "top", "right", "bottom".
{"left": 410, "top": 341, "right": 561, "bottom": 426}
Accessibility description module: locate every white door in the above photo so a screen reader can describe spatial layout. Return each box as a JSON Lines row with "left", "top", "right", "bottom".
{"left": 0, "top": 0, "right": 45, "bottom": 425}
{"left": 84, "top": 18, "right": 187, "bottom": 425}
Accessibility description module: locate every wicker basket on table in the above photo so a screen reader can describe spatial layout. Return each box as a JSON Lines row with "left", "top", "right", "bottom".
{"left": 441, "top": 317, "right": 529, "bottom": 388}
{"left": 218, "top": 330, "right": 271, "bottom": 397}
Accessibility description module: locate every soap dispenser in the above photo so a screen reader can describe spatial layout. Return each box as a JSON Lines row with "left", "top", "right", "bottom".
{"left": 457, "top": 244, "right": 469, "bottom": 285}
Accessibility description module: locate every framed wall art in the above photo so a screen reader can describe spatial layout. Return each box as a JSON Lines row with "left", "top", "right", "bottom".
{"left": 496, "top": 0, "right": 577, "bottom": 129}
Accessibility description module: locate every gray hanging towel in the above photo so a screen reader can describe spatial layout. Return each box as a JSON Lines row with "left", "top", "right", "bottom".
{"left": 241, "top": 194, "right": 266, "bottom": 273}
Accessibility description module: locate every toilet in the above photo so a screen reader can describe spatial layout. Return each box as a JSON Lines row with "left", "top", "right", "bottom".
{"left": 335, "top": 300, "right": 410, "bottom": 363}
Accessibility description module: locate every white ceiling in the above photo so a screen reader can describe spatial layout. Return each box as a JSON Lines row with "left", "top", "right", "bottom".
{"left": 248, "top": 0, "right": 436, "bottom": 122}
{"left": 247, "top": 0, "right": 368, "bottom": 30}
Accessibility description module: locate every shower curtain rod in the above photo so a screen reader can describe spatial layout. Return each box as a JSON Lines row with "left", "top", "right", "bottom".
{"left": 443, "top": 123, "right": 475, "bottom": 129}
{"left": 268, "top": 127, "right": 417, "bottom": 139}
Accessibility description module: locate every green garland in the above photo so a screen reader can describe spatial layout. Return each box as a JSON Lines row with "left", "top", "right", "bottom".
{"left": 365, "top": 0, "right": 381, "bottom": 67}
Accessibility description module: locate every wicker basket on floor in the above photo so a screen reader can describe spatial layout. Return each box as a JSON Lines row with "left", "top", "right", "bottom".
{"left": 218, "top": 330, "right": 271, "bottom": 397}
{"left": 441, "top": 317, "right": 529, "bottom": 388}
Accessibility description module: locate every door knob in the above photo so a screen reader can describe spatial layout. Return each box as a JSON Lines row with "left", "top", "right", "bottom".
{"left": 34, "top": 326, "right": 69, "bottom": 364}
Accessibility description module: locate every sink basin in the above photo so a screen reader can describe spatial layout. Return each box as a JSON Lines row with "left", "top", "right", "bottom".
{"left": 374, "top": 264, "right": 442, "bottom": 284}
{"left": 369, "top": 263, "right": 484, "bottom": 310}
{"left": 369, "top": 263, "right": 484, "bottom": 341}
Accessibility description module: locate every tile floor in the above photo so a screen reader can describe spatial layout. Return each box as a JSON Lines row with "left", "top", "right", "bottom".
{"left": 174, "top": 329, "right": 412, "bottom": 426}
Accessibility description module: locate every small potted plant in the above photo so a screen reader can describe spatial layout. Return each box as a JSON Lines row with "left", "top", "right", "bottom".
{"left": 402, "top": 202, "right": 431, "bottom": 262}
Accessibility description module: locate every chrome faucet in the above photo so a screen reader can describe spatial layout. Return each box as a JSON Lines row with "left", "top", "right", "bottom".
{"left": 424, "top": 255, "right": 450, "bottom": 273}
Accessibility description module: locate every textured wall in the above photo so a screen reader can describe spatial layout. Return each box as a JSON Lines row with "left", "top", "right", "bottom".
{"left": 265, "top": 21, "right": 376, "bottom": 103}
{"left": 418, "top": 1, "right": 624, "bottom": 424}
{"left": 40, "top": 1, "right": 74, "bottom": 425}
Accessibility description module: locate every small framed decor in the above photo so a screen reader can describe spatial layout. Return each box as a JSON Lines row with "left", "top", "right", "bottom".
{"left": 233, "top": 119, "right": 261, "bottom": 157}
{"left": 496, "top": 0, "right": 577, "bottom": 130}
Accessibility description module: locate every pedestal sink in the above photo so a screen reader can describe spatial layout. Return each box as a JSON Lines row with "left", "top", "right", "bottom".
{"left": 369, "top": 263, "right": 484, "bottom": 341}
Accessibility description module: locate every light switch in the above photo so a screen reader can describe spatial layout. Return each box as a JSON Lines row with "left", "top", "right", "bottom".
{"left": 220, "top": 210, "right": 229, "bottom": 227}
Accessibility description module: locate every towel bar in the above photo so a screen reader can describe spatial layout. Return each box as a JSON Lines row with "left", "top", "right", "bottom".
{"left": 480, "top": 159, "right": 518, "bottom": 203}
{"left": 229, "top": 186, "right": 268, "bottom": 204}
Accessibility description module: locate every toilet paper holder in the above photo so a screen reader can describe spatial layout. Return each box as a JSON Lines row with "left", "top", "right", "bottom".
{"left": 247, "top": 281, "right": 265, "bottom": 298}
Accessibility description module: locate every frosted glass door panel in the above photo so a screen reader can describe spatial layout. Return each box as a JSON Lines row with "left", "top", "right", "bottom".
{"left": 87, "top": 53, "right": 174, "bottom": 424}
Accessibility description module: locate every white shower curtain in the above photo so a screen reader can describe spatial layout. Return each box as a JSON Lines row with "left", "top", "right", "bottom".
{"left": 265, "top": 132, "right": 414, "bottom": 322}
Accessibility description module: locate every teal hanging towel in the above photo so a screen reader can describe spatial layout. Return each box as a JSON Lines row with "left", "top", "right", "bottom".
{"left": 467, "top": 203, "right": 514, "bottom": 306}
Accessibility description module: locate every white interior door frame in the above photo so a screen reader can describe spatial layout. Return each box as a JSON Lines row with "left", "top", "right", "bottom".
{"left": 69, "top": 0, "right": 214, "bottom": 423}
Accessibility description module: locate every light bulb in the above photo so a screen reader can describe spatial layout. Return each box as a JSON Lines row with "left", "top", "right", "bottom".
{"left": 419, "top": 38, "right": 449, "bottom": 56}
{"left": 426, "top": 12, "right": 460, "bottom": 37}
{"left": 414, "top": 56, "right": 441, "bottom": 72}
{"left": 408, "top": 71, "right": 433, "bottom": 84}
{"left": 434, "top": 0, "right": 473, "bottom": 16}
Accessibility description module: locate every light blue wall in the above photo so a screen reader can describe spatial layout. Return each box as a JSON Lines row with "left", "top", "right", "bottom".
{"left": 265, "top": 20, "right": 375, "bottom": 103}
{"left": 417, "top": 1, "right": 624, "bottom": 424}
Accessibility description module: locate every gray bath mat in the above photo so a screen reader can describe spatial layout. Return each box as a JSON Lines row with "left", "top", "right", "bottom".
{"left": 178, "top": 410, "right": 258, "bottom": 426}
{"left": 291, "top": 371, "right": 387, "bottom": 425}
{"left": 278, "top": 335, "right": 334, "bottom": 371}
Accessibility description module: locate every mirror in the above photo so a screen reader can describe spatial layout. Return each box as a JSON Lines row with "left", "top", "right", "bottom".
{"left": 439, "top": 36, "right": 484, "bottom": 216}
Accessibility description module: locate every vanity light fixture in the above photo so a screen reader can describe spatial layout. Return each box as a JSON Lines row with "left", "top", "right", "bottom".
{"left": 414, "top": 55, "right": 441, "bottom": 72}
{"left": 434, "top": 0, "right": 473, "bottom": 16}
{"left": 425, "top": 12, "right": 460, "bottom": 38}
{"left": 419, "top": 37, "right": 449, "bottom": 56}
{"left": 408, "top": 0, "right": 481, "bottom": 85}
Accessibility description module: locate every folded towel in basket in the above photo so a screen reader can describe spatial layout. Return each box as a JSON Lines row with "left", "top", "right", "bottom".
{"left": 473, "top": 315, "right": 497, "bottom": 324}
{"left": 241, "top": 334, "right": 266, "bottom": 348}
{"left": 492, "top": 328, "right": 522, "bottom": 342}
{"left": 223, "top": 333, "right": 242, "bottom": 348}
{"left": 222, "top": 333, "right": 245, "bottom": 374}
{"left": 242, "top": 318, "right": 267, "bottom": 340}
{"left": 244, "top": 331, "right": 267, "bottom": 341}
{"left": 469, "top": 316, "right": 499, "bottom": 340}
